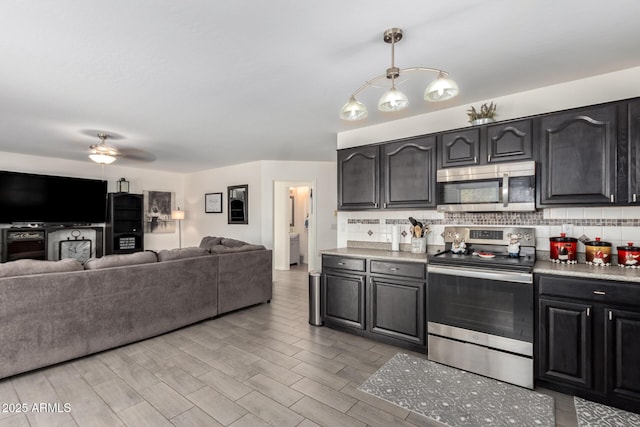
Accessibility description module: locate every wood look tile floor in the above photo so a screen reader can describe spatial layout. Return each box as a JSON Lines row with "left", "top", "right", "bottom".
{"left": 0, "top": 264, "right": 578, "bottom": 427}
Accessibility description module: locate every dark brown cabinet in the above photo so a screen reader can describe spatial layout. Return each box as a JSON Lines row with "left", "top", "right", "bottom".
{"left": 538, "top": 104, "right": 618, "bottom": 205}
{"left": 382, "top": 136, "right": 436, "bottom": 209}
{"left": 625, "top": 99, "right": 640, "bottom": 204}
{"left": 438, "top": 119, "right": 534, "bottom": 168}
{"left": 105, "top": 193, "right": 144, "bottom": 255}
{"left": 321, "top": 255, "right": 427, "bottom": 349}
{"left": 439, "top": 128, "right": 480, "bottom": 168}
{"left": 369, "top": 260, "right": 426, "bottom": 345}
{"left": 536, "top": 274, "right": 640, "bottom": 413}
{"left": 337, "top": 146, "right": 380, "bottom": 210}
{"left": 338, "top": 136, "right": 437, "bottom": 210}
{"left": 322, "top": 255, "right": 366, "bottom": 329}
{"left": 538, "top": 298, "right": 593, "bottom": 389}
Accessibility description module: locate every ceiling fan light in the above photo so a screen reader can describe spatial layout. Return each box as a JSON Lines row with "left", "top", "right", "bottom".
{"left": 424, "top": 74, "right": 459, "bottom": 102}
{"left": 378, "top": 88, "right": 409, "bottom": 112}
{"left": 340, "top": 97, "right": 368, "bottom": 121}
{"left": 89, "top": 153, "right": 117, "bottom": 164}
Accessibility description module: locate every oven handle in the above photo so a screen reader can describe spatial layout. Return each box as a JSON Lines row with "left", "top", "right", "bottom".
{"left": 427, "top": 265, "right": 532, "bottom": 284}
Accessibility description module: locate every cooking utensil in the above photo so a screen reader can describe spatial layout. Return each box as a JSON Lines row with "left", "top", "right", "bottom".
{"left": 617, "top": 242, "right": 640, "bottom": 267}
{"left": 585, "top": 237, "right": 611, "bottom": 266}
{"left": 550, "top": 233, "right": 577, "bottom": 263}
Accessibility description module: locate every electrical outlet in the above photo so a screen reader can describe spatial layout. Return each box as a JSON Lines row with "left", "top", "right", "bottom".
{"left": 562, "top": 223, "right": 574, "bottom": 236}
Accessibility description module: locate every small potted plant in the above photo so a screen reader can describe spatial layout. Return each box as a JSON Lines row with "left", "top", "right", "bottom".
{"left": 467, "top": 102, "right": 497, "bottom": 125}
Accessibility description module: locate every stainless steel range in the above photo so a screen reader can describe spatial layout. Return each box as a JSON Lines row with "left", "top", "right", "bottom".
{"left": 427, "top": 226, "right": 536, "bottom": 389}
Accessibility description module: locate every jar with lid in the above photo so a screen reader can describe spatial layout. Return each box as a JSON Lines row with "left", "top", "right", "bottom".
{"left": 549, "top": 233, "right": 578, "bottom": 264}
{"left": 585, "top": 237, "right": 611, "bottom": 266}
{"left": 617, "top": 242, "right": 640, "bottom": 267}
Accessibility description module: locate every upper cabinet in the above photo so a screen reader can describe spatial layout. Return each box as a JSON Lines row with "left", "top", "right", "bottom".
{"left": 625, "top": 99, "right": 640, "bottom": 204}
{"left": 438, "top": 119, "right": 533, "bottom": 168}
{"left": 382, "top": 136, "right": 437, "bottom": 209}
{"left": 337, "top": 136, "right": 437, "bottom": 210}
{"left": 538, "top": 104, "right": 617, "bottom": 206}
{"left": 337, "top": 145, "right": 380, "bottom": 210}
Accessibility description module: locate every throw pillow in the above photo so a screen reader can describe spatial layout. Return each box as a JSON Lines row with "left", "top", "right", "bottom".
{"left": 221, "top": 238, "right": 248, "bottom": 248}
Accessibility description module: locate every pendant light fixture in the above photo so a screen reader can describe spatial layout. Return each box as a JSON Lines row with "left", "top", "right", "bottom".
{"left": 340, "top": 28, "right": 459, "bottom": 121}
{"left": 89, "top": 133, "right": 118, "bottom": 164}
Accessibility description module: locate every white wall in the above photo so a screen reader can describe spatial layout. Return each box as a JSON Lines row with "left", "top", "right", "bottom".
{"left": 0, "top": 152, "right": 184, "bottom": 251}
{"left": 260, "top": 161, "right": 337, "bottom": 269}
{"left": 183, "top": 161, "right": 262, "bottom": 248}
{"left": 338, "top": 66, "right": 640, "bottom": 149}
{"left": 336, "top": 66, "right": 640, "bottom": 249}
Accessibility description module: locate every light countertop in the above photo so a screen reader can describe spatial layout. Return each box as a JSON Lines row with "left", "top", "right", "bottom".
{"left": 321, "top": 248, "right": 640, "bottom": 283}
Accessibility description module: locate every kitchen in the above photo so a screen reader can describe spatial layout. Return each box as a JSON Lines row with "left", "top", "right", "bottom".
{"left": 322, "top": 79, "right": 640, "bottom": 421}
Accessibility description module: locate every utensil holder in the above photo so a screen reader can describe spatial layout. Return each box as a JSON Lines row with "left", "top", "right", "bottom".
{"left": 411, "top": 237, "right": 427, "bottom": 254}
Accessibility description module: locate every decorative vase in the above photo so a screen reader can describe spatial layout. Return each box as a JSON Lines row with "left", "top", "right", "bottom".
{"left": 470, "top": 118, "right": 495, "bottom": 126}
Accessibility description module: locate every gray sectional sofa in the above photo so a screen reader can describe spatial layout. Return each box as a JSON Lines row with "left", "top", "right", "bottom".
{"left": 0, "top": 237, "right": 272, "bottom": 380}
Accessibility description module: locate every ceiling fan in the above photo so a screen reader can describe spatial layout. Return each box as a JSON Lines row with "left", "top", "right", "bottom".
{"left": 87, "top": 132, "right": 156, "bottom": 164}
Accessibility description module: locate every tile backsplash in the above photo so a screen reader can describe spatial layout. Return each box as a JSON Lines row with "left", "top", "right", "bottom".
{"left": 337, "top": 207, "right": 640, "bottom": 256}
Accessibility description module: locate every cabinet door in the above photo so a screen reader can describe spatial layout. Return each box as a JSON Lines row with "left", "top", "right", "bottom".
{"left": 627, "top": 99, "right": 640, "bottom": 204}
{"left": 337, "top": 146, "right": 380, "bottom": 210}
{"left": 382, "top": 136, "right": 436, "bottom": 209}
{"left": 539, "top": 104, "right": 617, "bottom": 205}
{"left": 369, "top": 276, "right": 425, "bottom": 345}
{"left": 538, "top": 298, "right": 593, "bottom": 389}
{"left": 322, "top": 271, "right": 366, "bottom": 329}
{"left": 486, "top": 119, "right": 533, "bottom": 163}
{"left": 605, "top": 308, "right": 640, "bottom": 404}
{"left": 439, "top": 128, "right": 480, "bottom": 168}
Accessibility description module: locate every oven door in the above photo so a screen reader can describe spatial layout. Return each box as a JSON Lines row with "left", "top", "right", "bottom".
{"left": 427, "top": 265, "right": 533, "bottom": 352}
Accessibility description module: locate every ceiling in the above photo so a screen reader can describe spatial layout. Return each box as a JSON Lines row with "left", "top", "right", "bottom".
{"left": 1, "top": 1, "right": 639, "bottom": 173}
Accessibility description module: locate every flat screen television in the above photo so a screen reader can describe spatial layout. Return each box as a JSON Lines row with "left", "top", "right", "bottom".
{"left": 0, "top": 171, "right": 107, "bottom": 224}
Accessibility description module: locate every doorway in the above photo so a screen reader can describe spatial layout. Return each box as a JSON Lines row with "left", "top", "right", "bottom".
{"left": 273, "top": 180, "right": 316, "bottom": 272}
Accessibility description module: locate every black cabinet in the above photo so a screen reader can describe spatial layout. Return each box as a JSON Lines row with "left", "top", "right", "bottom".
{"left": 337, "top": 146, "right": 379, "bottom": 210}
{"left": 369, "top": 260, "right": 426, "bottom": 345}
{"left": 322, "top": 255, "right": 366, "bottom": 329}
{"left": 605, "top": 308, "right": 640, "bottom": 404}
{"left": 321, "top": 255, "right": 427, "bottom": 349}
{"left": 625, "top": 99, "right": 640, "bottom": 204}
{"left": 382, "top": 136, "right": 436, "bottom": 209}
{"left": 105, "top": 193, "right": 144, "bottom": 255}
{"left": 536, "top": 274, "right": 640, "bottom": 413}
{"left": 538, "top": 298, "right": 593, "bottom": 389}
{"left": 337, "top": 136, "right": 437, "bottom": 210}
{"left": 538, "top": 104, "right": 618, "bottom": 205}
{"left": 438, "top": 119, "right": 534, "bottom": 168}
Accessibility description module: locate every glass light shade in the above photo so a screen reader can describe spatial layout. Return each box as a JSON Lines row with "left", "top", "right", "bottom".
{"left": 89, "top": 144, "right": 118, "bottom": 164}
{"left": 424, "top": 75, "right": 459, "bottom": 102}
{"left": 88, "top": 153, "right": 116, "bottom": 164}
{"left": 340, "top": 97, "right": 368, "bottom": 121}
{"left": 171, "top": 209, "right": 185, "bottom": 220}
{"left": 378, "top": 88, "right": 409, "bottom": 112}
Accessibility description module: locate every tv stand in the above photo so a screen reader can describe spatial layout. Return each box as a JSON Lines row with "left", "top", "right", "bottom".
{"left": 1, "top": 225, "right": 104, "bottom": 263}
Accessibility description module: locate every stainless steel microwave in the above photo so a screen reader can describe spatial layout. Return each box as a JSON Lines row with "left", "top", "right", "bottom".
{"left": 436, "top": 161, "right": 536, "bottom": 212}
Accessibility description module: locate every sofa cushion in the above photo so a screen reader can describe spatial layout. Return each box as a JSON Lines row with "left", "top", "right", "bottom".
{"left": 221, "top": 238, "right": 248, "bottom": 248}
{"left": 0, "top": 258, "right": 84, "bottom": 278}
{"left": 157, "top": 247, "right": 210, "bottom": 262}
{"left": 199, "top": 236, "right": 223, "bottom": 249}
{"left": 209, "top": 244, "right": 266, "bottom": 254}
{"left": 84, "top": 251, "right": 158, "bottom": 270}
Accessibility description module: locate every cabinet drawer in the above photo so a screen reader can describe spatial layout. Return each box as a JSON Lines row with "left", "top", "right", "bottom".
{"left": 370, "top": 260, "right": 425, "bottom": 279}
{"left": 322, "top": 255, "right": 365, "bottom": 272}
{"left": 537, "top": 275, "right": 640, "bottom": 307}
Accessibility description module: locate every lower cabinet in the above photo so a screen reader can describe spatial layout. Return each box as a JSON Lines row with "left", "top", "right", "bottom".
{"left": 323, "top": 271, "right": 366, "bottom": 329}
{"left": 536, "top": 274, "right": 640, "bottom": 413}
{"left": 321, "top": 254, "right": 427, "bottom": 349}
{"left": 369, "top": 276, "right": 425, "bottom": 345}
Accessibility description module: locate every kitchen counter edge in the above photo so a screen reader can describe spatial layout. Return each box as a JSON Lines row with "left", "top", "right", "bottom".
{"left": 321, "top": 248, "right": 429, "bottom": 263}
{"left": 534, "top": 260, "right": 640, "bottom": 283}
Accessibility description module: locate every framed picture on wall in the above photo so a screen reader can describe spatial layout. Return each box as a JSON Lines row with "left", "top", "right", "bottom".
{"left": 205, "top": 192, "right": 223, "bottom": 213}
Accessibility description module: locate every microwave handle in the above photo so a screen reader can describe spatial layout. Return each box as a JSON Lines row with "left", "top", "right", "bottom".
{"left": 503, "top": 173, "right": 509, "bottom": 208}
